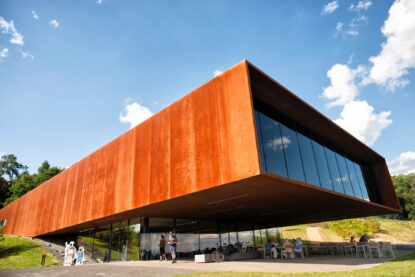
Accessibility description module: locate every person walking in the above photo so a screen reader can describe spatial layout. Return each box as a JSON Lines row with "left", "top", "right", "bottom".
{"left": 169, "top": 231, "right": 178, "bottom": 263}
{"left": 159, "top": 235, "right": 166, "bottom": 261}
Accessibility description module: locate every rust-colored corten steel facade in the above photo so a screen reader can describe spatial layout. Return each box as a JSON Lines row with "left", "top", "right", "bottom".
{"left": 0, "top": 61, "right": 400, "bottom": 237}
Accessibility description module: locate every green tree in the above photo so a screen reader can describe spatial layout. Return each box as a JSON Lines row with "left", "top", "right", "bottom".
{"left": 392, "top": 174, "right": 415, "bottom": 220}
{"left": 3, "top": 160, "right": 63, "bottom": 207}
{"left": 0, "top": 154, "right": 27, "bottom": 207}
{"left": 0, "top": 154, "right": 28, "bottom": 180}
{"left": 33, "top": 161, "right": 62, "bottom": 185}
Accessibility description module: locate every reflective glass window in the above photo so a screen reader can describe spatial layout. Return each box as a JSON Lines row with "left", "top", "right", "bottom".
{"left": 324, "top": 148, "right": 345, "bottom": 194}
{"left": 354, "top": 163, "right": 370, "bottom": 201}
{"left": 93, "top": 224, "right": 111, "bottom": 262}
{"left": 297, "top": 133, "right": 321, "bottom": 187}
{"left": 258, "top": 112, "right": 288, "bottom": 178}
{"left": 110, "top": 221, "right": 130, "bottom": 261}
{"left": 254, "top": 111, "right": 267, "bottom": 171}
{"left": 312, "top": 141, "right": 333, "bottom": 191}
{"left": 335, "top": 154, "right": 354, "bottom": 197}
{"left": 199, "top": 220, "right": 220, "bottom": 253}
{"left": 176, "top": 219, "right": 198, "bottom": 257}
{"left": 279, "top": 125, "right": 306, "bottom": 182}
{"left": 345, "top": 158, "right": 363, "bottom": 199}
{"left": 127, "top": 218, "right": 141, "bottom": 261}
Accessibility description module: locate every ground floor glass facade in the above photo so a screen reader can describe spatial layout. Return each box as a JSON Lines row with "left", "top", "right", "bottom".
{"left": 78, "top": 217, "right": 281, "bottom": 262}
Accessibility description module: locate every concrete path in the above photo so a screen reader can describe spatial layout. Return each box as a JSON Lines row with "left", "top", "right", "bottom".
{"left": 1, "top": 246, "right": 413, "bottom": 277}
{"left": 306, "top": 227, "right": 324, "bottom": 241}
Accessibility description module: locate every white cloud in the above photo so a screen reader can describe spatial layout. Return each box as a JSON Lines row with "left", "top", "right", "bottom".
{"left": 322, "top": 1, "right": 339, "bottom": 15}
{"left": 349, "top": 0, "right": 373, "bottom": 11}
{"left": 366, "top": 0, "right": 415, "bottom": 91}
{"left": 322, "top": 64, "right": 366, "bottom": 107}
{"left": 0, "top": 17, "right": 24, "bottom": 45}
{"left": 348, "top": 53, "right": 355, "bottom": 65}
{"left": 0, "top": 48, "right": 9, "bottom": 60}
{"left": 213, "top": 69, "right": 223, "bottom": 77}
{"left": 32, "top": 11, "right": 39, "bottom": 20}
{"left": 119, "top": 101, "right": 153, "bottom": 129}
{"left": 49, "top": 19, "right": 60, "bottom": 28}
{"left": 341, "top": 15, "right": 368, "bottom": 37}
{"left": 266, "top": 136, "right": 291, "bottom": 151}
{"left": 345, "top": 29, "right": 359, "bottom": 36}
{"left": 388, "top": 151, "right": 415, "bottom": 175}
{"left": 336, "top": 22, "right": 344, "bottom": 32}
{"left": 334, "top": 100, "right": 392, "bottom": 146}
{"left": 96, "top": 0, "right": 105, "bottom": 4}
{"left": 21, "top": 51, "right": 34, "bottom": 60}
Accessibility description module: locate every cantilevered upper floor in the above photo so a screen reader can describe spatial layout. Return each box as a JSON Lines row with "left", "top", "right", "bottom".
{"left": 0, "top": 60, "right": 400, "bottom": 237}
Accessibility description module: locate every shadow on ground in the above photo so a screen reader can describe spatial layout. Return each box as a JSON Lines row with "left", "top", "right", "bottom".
{"left": 0, "top": 244, "right": 38, "bottom": 259}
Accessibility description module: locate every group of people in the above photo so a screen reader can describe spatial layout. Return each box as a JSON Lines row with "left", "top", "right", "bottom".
{"left": 64, "top": 241, "right": 85, "bottom": 266}
{"left": 265, "top": 238, "right": 303, "bottom": 259}
{"left": 158, "top": 231, "right": 178, "bottom": 263}
{"left": 350, "top": 234, "right": 370, "bottom": 243}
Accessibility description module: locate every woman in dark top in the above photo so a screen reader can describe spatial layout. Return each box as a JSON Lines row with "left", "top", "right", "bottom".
{"left": 169, "top": 231, "right": 178, "bottom": 263}
{"left": 159, "top": 235, "right": 166, "bottom": 261}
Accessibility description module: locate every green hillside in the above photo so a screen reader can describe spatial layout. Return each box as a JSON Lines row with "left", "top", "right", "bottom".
{"left": 0, "top": 235, "right": 59, "bottom": 270}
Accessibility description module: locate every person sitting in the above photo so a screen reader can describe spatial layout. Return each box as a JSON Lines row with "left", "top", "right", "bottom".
{"left": 271, "top": 244, "right": 278, "bottom": 259}
{"left": 359, "top": 234, "right": 369, "bottom": 243}
{"left": 235, "top": 241, "right": 242, "bottom": 252}
{"left": 293, "top": 237, "right": 303, "bottom": 258}
{"left": 265, "top": 239, "right": 272, "bottom": 252}
{"left": 263, "top": 239, "right": 273, "bottom": 259}
{"left": 282, "top": 239, "right": 294, "bottom": 259}
{"left": 350, "top": 236, "right": 355, "bottom": 243}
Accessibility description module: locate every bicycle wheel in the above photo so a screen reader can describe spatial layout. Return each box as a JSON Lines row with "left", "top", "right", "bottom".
{"left": 212, "top": 250, "right": 220, "bottom": 262}
{"left": 218, "top": 252, "right": 225, "bottom": 262}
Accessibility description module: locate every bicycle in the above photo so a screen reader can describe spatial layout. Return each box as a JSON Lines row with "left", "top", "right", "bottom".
{"left": 211, "top": 242, "right": 235, "bottom": 262}
{"left": 211, "top": 248, "right": 225, "bottom": 262}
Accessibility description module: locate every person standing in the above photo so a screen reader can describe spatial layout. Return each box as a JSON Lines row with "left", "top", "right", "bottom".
{"left": 159, "top": 235, "right": 166, "bottom": 261}
{"left": 169, "top": 231, "right": 178, "bottom": 263}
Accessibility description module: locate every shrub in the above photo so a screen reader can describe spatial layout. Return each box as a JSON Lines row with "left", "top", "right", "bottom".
{"left": 327, "top": 219, "right": 380, "bottom": 239}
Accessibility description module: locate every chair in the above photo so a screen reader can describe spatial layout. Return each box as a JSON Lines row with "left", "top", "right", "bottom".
{"left": 293, "top": 245, "right": 304, "bottom": 258}
{"left": 356, "top": 243, "right": 368, "bottom": 258}
{"left": 344, "top": 242, "right": 355, "bottom": 255}
{"left": 281, "top": 245, "right": 294, "bottom": 259}
{"left": 368, "top": 242, "right": 383, "bottom": 258}
{"left": 381, "top": 242, "right": 395, "bottom": 258}
{"left": 262, "top": 246, "right": 272, "bottom": 259}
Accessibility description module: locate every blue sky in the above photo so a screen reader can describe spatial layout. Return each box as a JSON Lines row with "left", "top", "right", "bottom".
{"left": 0, "top": 0, "right": 414, "bottom": 175}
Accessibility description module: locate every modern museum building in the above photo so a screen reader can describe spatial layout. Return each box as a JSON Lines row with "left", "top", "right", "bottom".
{"left": 0, "top": 60, "right": 401, "bottom": 261}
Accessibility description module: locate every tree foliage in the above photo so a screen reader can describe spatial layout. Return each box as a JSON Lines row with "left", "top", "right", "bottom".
{"left": 0, "top": 155, "right": 63, "bottom": 207}
{"left": 327, "top": 219, "right": 380, "bottom": 239}
{"left": 0, "top": 155, "right": 27, "bottom": 207}
{"left": 391, "top": 174, "right": 415, "bottom": 220}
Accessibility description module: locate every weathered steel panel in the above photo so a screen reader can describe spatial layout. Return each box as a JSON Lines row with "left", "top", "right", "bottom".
{"left": 0, "top": 61, "right": 258, "bottom": 236}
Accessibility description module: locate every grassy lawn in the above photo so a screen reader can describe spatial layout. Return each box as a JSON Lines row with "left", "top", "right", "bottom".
{"left": 377, "top": 219, "right": 415, "bottom": 242}
{"left": 175, "top": 253, "right": 415, "bottom": 277}
{"left": 79, "top": 236, "right": 139, "bottom": 261}
{"left": 318, "top": 227, "right": 343, "bottom": 242}
{"left": 281, "top": 225, "right": 308, "bottom": 240}
{"left": 0, "top": 235, "right": 59, "bottom": 270}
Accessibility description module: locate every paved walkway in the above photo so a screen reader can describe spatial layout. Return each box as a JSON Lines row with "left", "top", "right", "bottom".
{"left": 1, "top": 246, "right": 413, "bottom": 277}
{"left": 306, "top": 227, "right": 324, "bottom": 242}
